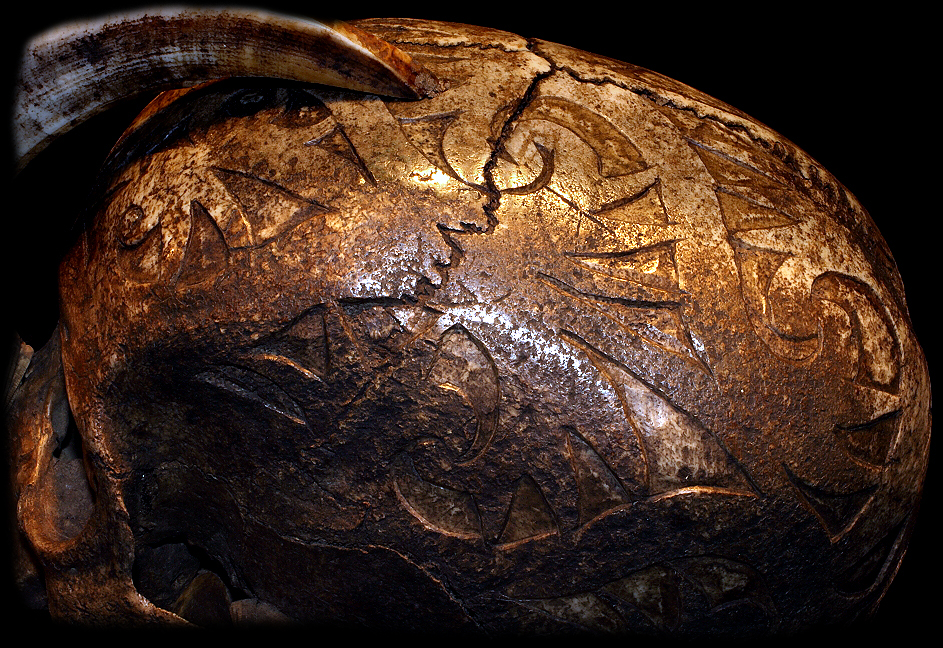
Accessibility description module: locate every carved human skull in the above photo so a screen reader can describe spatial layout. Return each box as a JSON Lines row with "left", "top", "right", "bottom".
{"left": 6, "top": 12, "right": 932, "bottom": 636}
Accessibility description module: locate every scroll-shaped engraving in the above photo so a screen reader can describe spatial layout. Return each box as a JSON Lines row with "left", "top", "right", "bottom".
{"left": 116, "top": 194, "right": 229, "bottom": 287}
{"left": 516, "top": 95, "right": 647, "bottom": 178}
{"left": 811, "top": 272, "right": 901, "bottom": 393}
{"left": 493, "top": 72, "right": 657, "bottom": 220}
{"left": 501, "top": 142, "right": 555, "bottom": 196}
{"left": 116, "top": 203, "right": 163, "bottom": 284}
{"left": 728, "top": 239, "right": 820, "bottom": 362}
{"left": 392, "top": 454, "right": 482, "bottom": 539}
{"left": 687, "top": 131, "right": 828, "bottom": 364}
{"left": 427, "top": 324, "right": 500, "bottom": 464}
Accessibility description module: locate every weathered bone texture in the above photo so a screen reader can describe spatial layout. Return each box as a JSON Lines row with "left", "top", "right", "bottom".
{"left": 6, "top": 17, "right": 931, "bottom": 635}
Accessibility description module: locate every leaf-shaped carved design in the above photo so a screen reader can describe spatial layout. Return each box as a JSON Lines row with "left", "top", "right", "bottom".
{"left": 212, "top": 167, "right": 331, "bottom": 247}
{"left": 175, "top": 200, "right": 228, "bottom": 287}
{"left": 673, "top": 556, "right": 775, "bottom": 616}
{"left": 426, "top": 324, "right": 500, "bottom": 464}
{"left": 564, "top": 428, "right": 632, "bottom": 527}
{"left": 783, "top": 463, "right": 878, "bottom": 542}
{"left": 600, "top": 564, "right": 681, "bottom": 631}
{"left": 497, "top": 475, "right": 558, "bottom": 548}
{"left": 194, "top": 365, "right": 307, "bottom": 427}
{"left": 392, "top": 454, "right": 482, "bottom": 540}
{"left": 506, "top": 556, "right": 776, "bottom": 633}
{"left": 836, "top": 519, "right": 908, "bottom": 594}
{"left": 834, "top": 410, "right": 901, "bottom": 470}
{"left": 560, "top": 330, "right": 756, "bottom": 499}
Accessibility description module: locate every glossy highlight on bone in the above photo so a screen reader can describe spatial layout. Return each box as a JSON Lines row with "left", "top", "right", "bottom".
{"left": 13, "top": 6, "right": 441, "bottom": 171}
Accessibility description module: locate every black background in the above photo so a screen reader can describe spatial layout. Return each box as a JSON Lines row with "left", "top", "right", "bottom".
{"left": 2, "top": 2, "right": 936, "bottom": 642}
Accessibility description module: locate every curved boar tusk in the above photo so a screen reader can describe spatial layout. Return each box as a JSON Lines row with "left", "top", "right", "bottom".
{"left": 13, "top": 6, "right": 442, "bottom": 171}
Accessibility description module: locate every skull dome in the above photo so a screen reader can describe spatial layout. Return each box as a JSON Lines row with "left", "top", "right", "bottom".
{"left": 6, "top": 15, "right": 931, "bottom": 635}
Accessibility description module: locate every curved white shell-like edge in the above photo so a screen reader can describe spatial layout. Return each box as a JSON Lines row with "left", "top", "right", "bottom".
{"left": 14, "top": 6, "right": 433, "bottom": 170}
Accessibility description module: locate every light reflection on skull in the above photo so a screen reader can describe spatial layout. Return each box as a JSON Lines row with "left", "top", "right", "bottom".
{"left": 6, "top": 17, "right": 931, "bottom": 635}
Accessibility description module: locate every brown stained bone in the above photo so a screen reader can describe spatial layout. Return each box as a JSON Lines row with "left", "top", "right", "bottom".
{"left": 6, "top": 16, "right": 932, "bottom": 635}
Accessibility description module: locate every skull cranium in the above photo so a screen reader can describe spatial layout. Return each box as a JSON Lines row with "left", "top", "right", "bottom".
{"left": 5, "top": 10, "right": 933, "bottom": 636}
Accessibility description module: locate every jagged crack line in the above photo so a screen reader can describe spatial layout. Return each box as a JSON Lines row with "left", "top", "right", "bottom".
{"left": 539, "top": 55, "right": 813, "bottom": 185}
{"left": 365, "top": 33, "right": 530, "bottom": 54}
{"left": 481, "top": 67, "right": 556, "bottom": 232}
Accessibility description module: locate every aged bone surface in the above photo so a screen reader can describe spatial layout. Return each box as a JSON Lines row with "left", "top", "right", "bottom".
{"left": 6, "top": 17, "right": 931, "bottom": 634}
